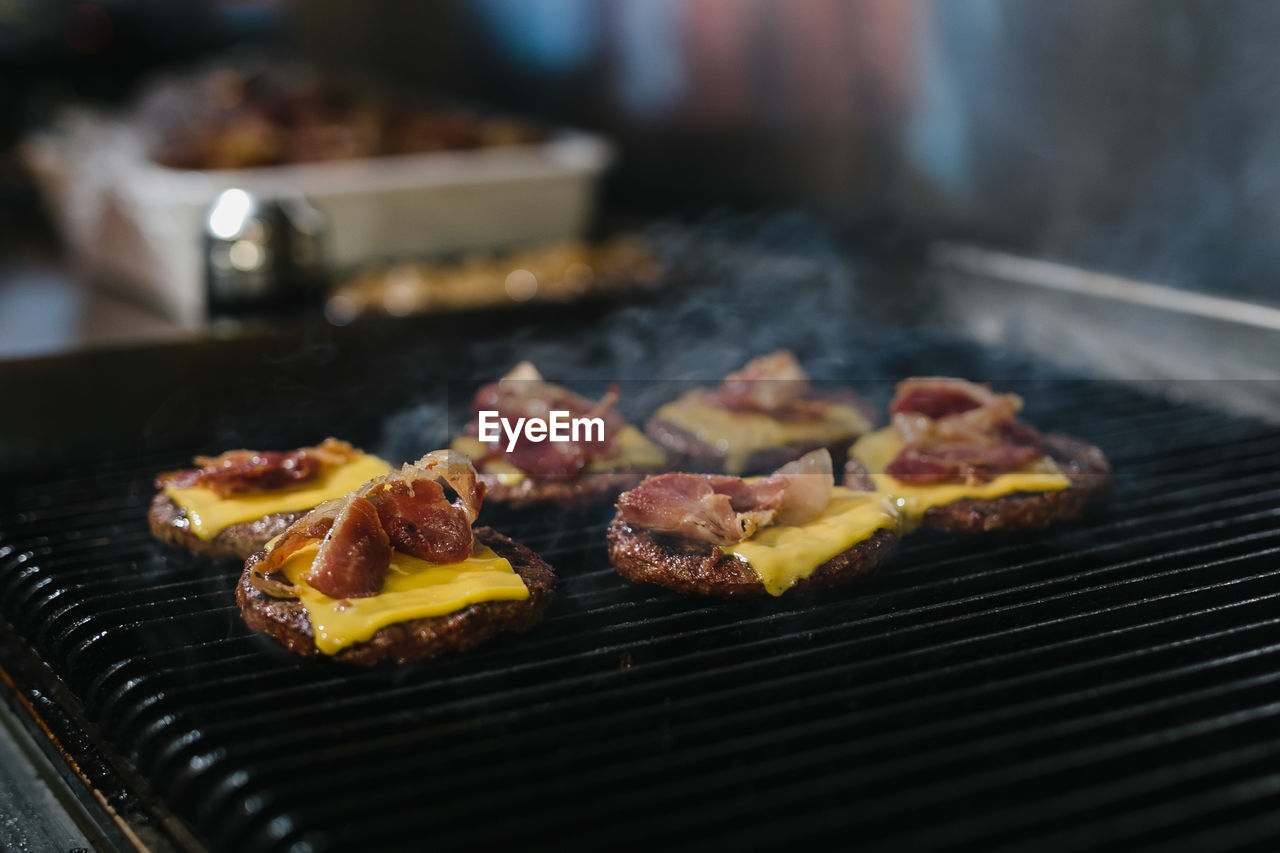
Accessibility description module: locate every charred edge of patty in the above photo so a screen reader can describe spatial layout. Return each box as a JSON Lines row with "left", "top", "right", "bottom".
{"left": 148, "top": 492, "right": 304, "bottom": 560}
{"left": 843, "top": 433, "right": 1111, "bottom": 534}
{"left": 645, "top": 417, "right": 859, "bottom": 476}
{"left": 605, "top": 516, "right": 898, "bottom": 599}
{"left": 478, "top": 467, "right": 663, "bottom": 511}
{"left": 236, "top": 526, "right": 556, "bottom": 666}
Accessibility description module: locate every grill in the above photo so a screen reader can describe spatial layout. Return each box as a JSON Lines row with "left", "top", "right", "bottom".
{"left": 4, "top": 236, "right": 1280, "bottom": 851}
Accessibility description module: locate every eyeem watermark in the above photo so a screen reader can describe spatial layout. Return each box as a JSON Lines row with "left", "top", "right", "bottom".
{"left": 477, "top": 410, "right": 605, "bottom": 452}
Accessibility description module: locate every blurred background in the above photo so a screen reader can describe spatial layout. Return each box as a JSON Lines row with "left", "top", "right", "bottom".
{"left": 2, "top": 0, "right": 1280, "bottom": 360}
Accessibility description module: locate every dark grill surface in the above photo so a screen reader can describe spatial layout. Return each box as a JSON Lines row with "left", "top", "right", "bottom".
{"left": 4, "top": 376, "right": 1280, "bottom": 852}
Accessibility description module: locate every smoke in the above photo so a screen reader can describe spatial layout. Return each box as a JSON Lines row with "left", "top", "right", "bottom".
{"left": 372, "top": 211, "right": 1071, "bottom": 464}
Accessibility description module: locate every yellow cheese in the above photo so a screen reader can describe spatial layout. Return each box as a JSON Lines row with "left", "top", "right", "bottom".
{"left": 279, "top": 542, "right": 529, "bottom": 655}
{"left": 164, "top": 454, "right": 391, "bottom": 540}
{"left": 726, "top": 487, "right": 899, "bottom": 596}
{"left": 850, "top": 427, "right": 1070, "bottom": 529}
{"left": 849, "top": 425, "right": 913, "bottom": 473}
{"left": 652, "top": 391, "right": 872, "bottom": 475}
{"left": 451, "top": 425, "right": 666, "bottom": 486}
{"left": 596, "top": 425, "right": 669, "bottom": 471}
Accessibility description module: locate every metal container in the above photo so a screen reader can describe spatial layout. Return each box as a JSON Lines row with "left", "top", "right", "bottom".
{"left": 203, "top": 189, "right": 329, "bottom": 318}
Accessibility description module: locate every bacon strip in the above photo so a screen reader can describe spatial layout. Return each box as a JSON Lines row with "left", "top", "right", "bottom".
{"left": 157, "top": 438, "right": 359, "bottom": 497}
{"left": 250, "top": 450, "right": 486, "bottom": 599}
{"left": 468, "top": 362, "right": 624, "bottom": 480}
{"left": 707, "top": 350, "right": 811, "bottom": 411}
{"left": 617, "top": 449, "right": 834, "bottom": 546}
{"left": 304, "top": 496, "right": 391, "bottom": 599}
{"left": 365, "top": 479, "right": 473, "bottom": 564}
{"left": 248, "top": 498, "right": 344, "bottom": 597}
{"left": 703, "top": 350, "right": 850, "bottom": 420}
{"left": 885, "top": 378, "right": 1045, "bottom": 484}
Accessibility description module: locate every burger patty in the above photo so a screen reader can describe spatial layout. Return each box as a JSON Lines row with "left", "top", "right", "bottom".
{"left": 645, "top": 417, "right": 859, "bottom": 476}
{"left": 149, "top": 493, "right": 303, "bottom": 560}
{"left": 844, "top": 433, "right": 1111, "bottom": 534}
{"left": 236, "top": 527, "right": 556, "bottom": 665}
{"left": 479, "top": 468, "right": 662, "bottom": 511}
{"left": 606, "top": 520, "right": 898, "bottom": 599}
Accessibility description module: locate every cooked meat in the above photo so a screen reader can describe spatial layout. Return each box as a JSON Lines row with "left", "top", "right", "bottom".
{"left": 615, "top": 449, "right": 834, "bottom": 546}
{"left": 236, "top": 527, "right": 555, "bottom": 665}
{"left": 149, "top": 439, "right": 384, "bottom": 558}
{"left": 884, "top": 378, "right": 1044, "bottom": 484}
{"left": 457, "top": 363, "right": 665, "bottom": 508}
{"left": 846, "top": 433, "right": 1110, "bottom": 534}
{"left": 606, "top": 520, "right": 897, "bottom": 599}
{"left": 365, "top": 478, "right": 473, "bottom": 563}
{"left": 645, "top": 351, "right": 872, "bottom": 476}
{"left": 303, "top": 496, "right": 390, "bottom": 599}
{"left": 465, "top": 362, "right": 625, "bottom": 481}
{"left": 617, "top": 472, "right": 777, "bottom": 545}
{"left": 706, "top": 349, "right": 821, "bottom": 417}
{"left": 155, "top": 438, "right": 358, "bottom": 497}
{"left": 249, "top": 450, "right": 486, "bottom": 593}
{"left": 148, "top": 493, "right": 303, "bottom": 560}
{"left": 371, "top": 449, "right": 484, "bottom": 525}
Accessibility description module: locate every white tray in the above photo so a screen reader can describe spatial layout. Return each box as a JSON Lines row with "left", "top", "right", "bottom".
{"left": 25, "top": 114, "right": 613, "bottom": 325}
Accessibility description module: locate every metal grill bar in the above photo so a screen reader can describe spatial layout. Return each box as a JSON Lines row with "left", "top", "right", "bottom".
{"left": 209, "top": 552, "right": 1280, "bottom": 815}
{"left": 27, "top": 499, "right": 1280, "bottom": 753}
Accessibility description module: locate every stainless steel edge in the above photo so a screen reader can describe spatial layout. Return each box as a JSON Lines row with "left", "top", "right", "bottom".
{"left": 928, "top": 244, "right": 1280, "bottom": 422}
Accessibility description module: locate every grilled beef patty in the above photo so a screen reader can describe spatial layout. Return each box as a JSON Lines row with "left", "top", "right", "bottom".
{"left": 149, "top": 493, "right": 303, "bottom": 560}
{"left": 844, "top": 433, "right": 1110, "bottom": 534}
{"left": 606, "top": 520, "right": 898, "bottom": 599}
{"left": 236, "top": 527, "right": 555, "bottom": 665}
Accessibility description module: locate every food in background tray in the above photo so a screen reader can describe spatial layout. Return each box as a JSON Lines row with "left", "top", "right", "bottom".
{"left": 646, "top": 350, "right": 874, "bottom": 476}
{"left": 844, "top": 377, "right": 1111, "bottom": 533}
{"left": 326, "top": 235, "right": 662, "bottom": 321}
{"left": 237, "top": 450, "right": 555, "bottom": 665}
{"left": 150, "top": 439, "right": 391, "bottom": 559}
{"left": 141, "top": 64, "right": 546, "bottom": 170}
{"left": 450, "top": 362, "right": 667, "bottom": 510}
{"left": 607, "top": 449, "right": 899, "bottom": 598}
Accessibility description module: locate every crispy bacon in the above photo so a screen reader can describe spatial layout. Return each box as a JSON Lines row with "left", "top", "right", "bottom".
{"left": 617, "top": 449, "right": 834, "bottom": 546}
{"left": 363, "top": 449, "right": 484, "bottom": 564}
{"left": 889, "top": 377, "right": 998, "bottom": 420}
{"left": 250, "top": 450, "right": 486, "bottom": 599}
{"left": 468, "top": 362, "right": 625, "bottom": 480}
{"left": 156, "top": 438, "right": 358, "bottom": 497}
{"left": 387, "top": 449, "right": 486, "bottom": 523}
{"left": 703, "top": 350, "right": 848, "bottom": 420}
{"left": 617, "top": 473, "right": 774, "bottom": 544}
{"left": 248, "top": 499, "right": 343, "bottom": 597}
{"left": 885, "top": 378, "right": 1045, "bottom": 484}
{"left": 304, "top": 496, "right": 391, "bottom": 599}
{"left": 366, "top": 479, "right": 473, "bottom": 564}
{"left": 705, "top": 350, "right": 809, "bottom": 413}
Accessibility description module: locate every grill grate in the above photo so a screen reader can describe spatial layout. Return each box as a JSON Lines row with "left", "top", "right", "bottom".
{"left": 4, "top": 376, "right": 1280, "bottom": 852}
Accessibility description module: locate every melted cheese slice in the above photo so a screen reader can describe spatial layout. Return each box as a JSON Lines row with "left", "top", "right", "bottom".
{"left": 279, "top": 542, "right": 529, "bottom": 655}
{"left": 850, "top": 427, "right": 1070, "bottom": 530}
{"left": 726, "top": 487, "right": 899, "bottom": 596}
{"left": 164, "top": 454, "right": 391, "bottom": 540}
{"left": 652, "top": 391, "right": 872, "bottom": 475}
{"left": 452, "top": 425, "right": 666, "bottom": 486}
